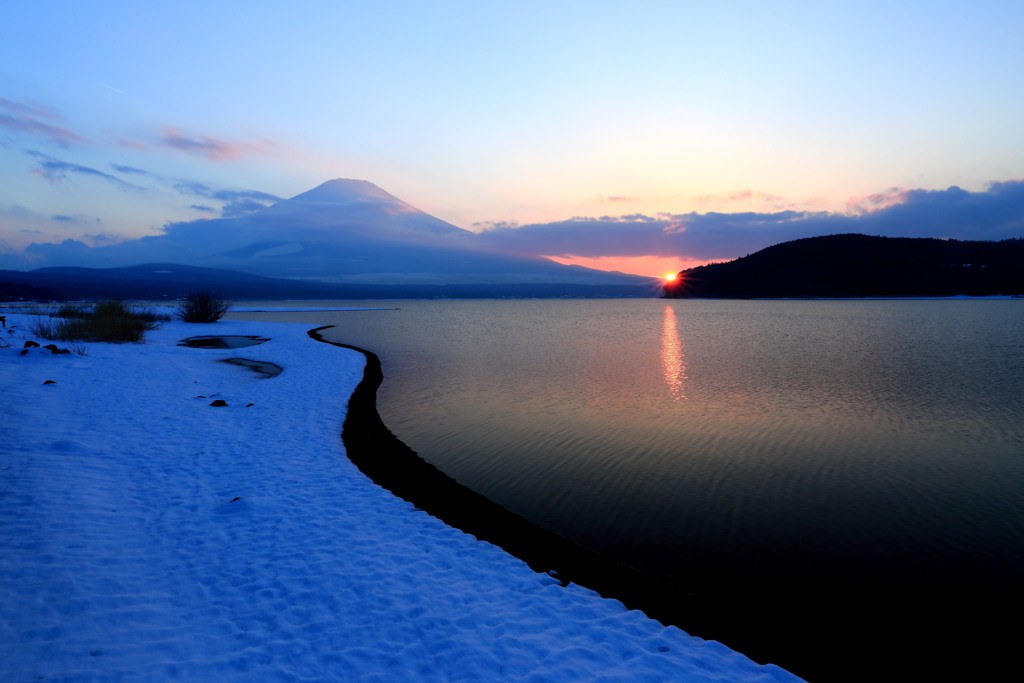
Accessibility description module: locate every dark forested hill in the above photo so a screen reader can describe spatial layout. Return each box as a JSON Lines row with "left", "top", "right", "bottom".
{"left": 663, "top": 234, "right": 1024, "bottom": 298}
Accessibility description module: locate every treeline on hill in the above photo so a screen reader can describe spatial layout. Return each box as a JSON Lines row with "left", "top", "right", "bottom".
{"left": 663, "top": 234, "right": 1024, "bottom": 298}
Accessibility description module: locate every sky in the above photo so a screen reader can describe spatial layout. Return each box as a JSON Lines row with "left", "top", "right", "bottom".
{"left": 2, "top": 0, "right": 1023, "bottom": 277}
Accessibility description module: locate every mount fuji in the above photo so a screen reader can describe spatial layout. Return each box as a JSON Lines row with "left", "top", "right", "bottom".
{"left": 9, "top": 180, "right": 648, "bottom": 285}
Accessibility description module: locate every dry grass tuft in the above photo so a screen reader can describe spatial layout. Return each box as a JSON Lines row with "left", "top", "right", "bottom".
{"left": 30, "top": 300, "right": 170, "bottom": 343}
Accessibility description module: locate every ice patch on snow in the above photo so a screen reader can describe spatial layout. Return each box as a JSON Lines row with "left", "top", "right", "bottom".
{"left": 179, "top": 335, "right": 269, "bottom": 349}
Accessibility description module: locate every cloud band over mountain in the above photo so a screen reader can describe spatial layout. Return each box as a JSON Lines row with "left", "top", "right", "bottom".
{"left": 0, "top": 179, "right": 651, "bottom": 285}
{"left": 476, "top": 181, "right": 1024, "bottom": 262}
{"left": 3, "top": 179, "right": 1022, "bottom": 281}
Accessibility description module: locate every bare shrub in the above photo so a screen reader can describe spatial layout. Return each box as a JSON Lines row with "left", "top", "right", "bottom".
{"left": 88, "top": 311, "right": 151, "bottom": 343}
{"left": 50, "top": 302, "right": 171, "bottom": 323}
{"left": 176, "top": 291, "right": 232, "bottom": 323}
{"left": 29, "top": 299, "right": 162, "bottom": 343}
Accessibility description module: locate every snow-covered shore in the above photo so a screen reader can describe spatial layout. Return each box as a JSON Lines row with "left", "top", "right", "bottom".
{"left": 0, "top": 315, "right": 802, "bottom": 682}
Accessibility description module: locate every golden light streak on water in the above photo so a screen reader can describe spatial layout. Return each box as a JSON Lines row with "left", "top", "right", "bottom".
{"left": 661, "top": 304, "right": 686, "bottom": 400}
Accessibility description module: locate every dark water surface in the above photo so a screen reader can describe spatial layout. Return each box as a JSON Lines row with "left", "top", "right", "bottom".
{"left": 229, "top": 299, "right": 1024, "bottom": 681}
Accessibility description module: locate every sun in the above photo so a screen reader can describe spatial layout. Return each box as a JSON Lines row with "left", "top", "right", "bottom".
{"left": 664, "top": 273, "right": 677, "bottom": 281}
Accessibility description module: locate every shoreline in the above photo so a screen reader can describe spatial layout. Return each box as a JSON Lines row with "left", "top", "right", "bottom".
{"left": 307, "top": 325, "right": 786, "bottom": 672}
{"left": 1, "top": 315, "right": 802, "bottom": 682}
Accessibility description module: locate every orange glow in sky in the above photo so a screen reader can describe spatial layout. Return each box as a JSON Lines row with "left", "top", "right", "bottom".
{"left": 542, "top": 255, "right": 711, "bottom": 278}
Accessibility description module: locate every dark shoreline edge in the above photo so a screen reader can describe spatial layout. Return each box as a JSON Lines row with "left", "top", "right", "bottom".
{"left": 306, "top": 325, "right": 789, "bottom": 672}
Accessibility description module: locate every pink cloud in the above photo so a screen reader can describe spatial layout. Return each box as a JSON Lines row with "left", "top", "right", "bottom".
{"left": 1, "top": 98, "right": 61, "bottom": 120}
{"left": 0, "top": 97, "right": 89, "bottom": 145}
{"left": 846, "top": 186, "right": 910, "bottom": 213}
{"left": 662, "top": 218, "right": 688, "bottom": 234}
{"left": 30, "top": 168, "right": 61, "bottom": 184}
{"left": 158, "top": 126, "right": 281, "bottom": 162}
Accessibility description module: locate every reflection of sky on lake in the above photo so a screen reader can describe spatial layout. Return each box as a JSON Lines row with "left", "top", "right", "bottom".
{"left": 228, "top": 298, "right": 1024, "bottom": 587}
{"left": 229, "top": 298, "right": 1024, "bottom": 682}
{"left": 661, "top": 305, "right": 686, "bottom": 401}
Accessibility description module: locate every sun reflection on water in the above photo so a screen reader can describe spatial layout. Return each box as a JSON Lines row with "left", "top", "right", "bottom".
{"left": 661, "top": 304, "right": 687, "bottom": 400}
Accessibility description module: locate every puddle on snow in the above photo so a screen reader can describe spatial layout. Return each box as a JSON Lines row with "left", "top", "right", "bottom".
{"left": 178, "top": 335, "right": 269, "bottom": 349}
{"left": 220, "top": 358, "right": 282, "bottom": 378}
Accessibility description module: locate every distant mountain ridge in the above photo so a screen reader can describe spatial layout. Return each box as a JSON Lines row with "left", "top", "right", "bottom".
{"left": 3, "top": 179, "right": 649, "bottom": 286}
{"left": 0, "top": 263, "right": 659, "bottom": 302}
{"left": 663, "top": 234, "right": 1024, "bottom": 298}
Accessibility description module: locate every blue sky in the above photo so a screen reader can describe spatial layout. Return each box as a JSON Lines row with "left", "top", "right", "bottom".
{"left": 2, "top": 0, "right": 1023, "bottom": 275}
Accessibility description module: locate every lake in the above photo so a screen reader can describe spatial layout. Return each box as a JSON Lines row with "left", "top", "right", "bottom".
{"left": 228, "top": 299, "right": 1024, "bottom": 682}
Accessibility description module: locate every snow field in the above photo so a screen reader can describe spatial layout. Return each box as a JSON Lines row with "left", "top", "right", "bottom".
{"left": 0, "top": 316, "right": 802, "bottom": 682}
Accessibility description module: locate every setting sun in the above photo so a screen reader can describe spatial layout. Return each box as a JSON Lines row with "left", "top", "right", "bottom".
{"left": 665, "top": 273, "right": 677, "bottom": 281}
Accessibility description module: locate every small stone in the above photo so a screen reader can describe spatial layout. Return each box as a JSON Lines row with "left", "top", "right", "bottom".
{"left": 43, "top": 344, "right": 59, "bottom": 353}
{"left": 196, "top": 396, "right": 206, "bottom": 398}
{"left": 210, "top": 399, "right": 228, "bottom": 407}
{"left": 19, "top": 349, "right": 28, "bottom": 356}
{"left": 23, "top": 341, "right": 39, "bottom": 348}
{"left": 43, "top": 380, "right": 57, "bottom": 385}
{"left": 246, "top": 403, "right": 254, "bottom": 407}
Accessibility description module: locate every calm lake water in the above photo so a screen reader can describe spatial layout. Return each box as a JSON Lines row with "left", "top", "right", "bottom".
{"left": 229, "top": 299, "right": 1024, "bottom": 681}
